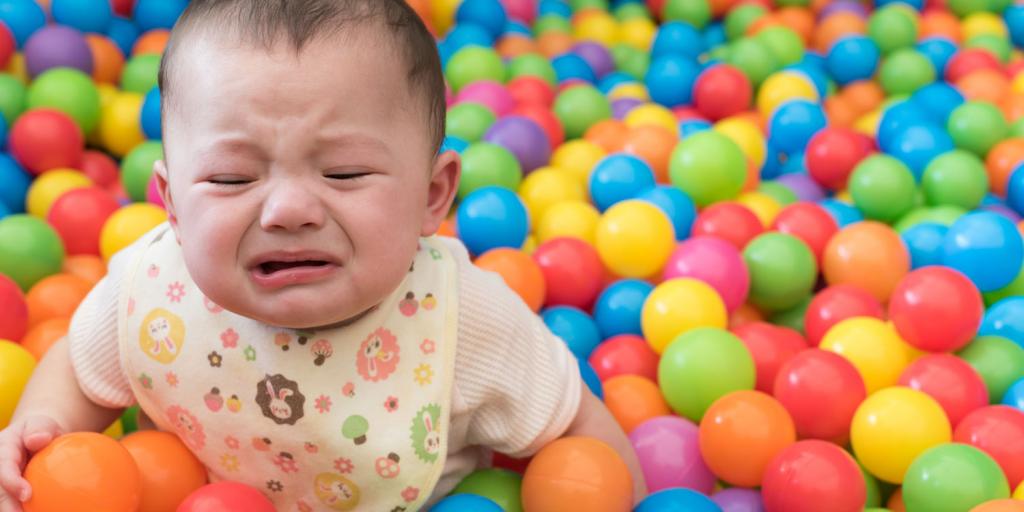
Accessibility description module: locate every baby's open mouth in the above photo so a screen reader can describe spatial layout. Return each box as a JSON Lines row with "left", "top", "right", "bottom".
{"left": 258, "top": 260, "right": 331, "bottom": 275}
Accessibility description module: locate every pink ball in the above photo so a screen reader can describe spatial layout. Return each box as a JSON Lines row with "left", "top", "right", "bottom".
{"left": 663, "top": 236, "right": 750, "bottom": 311}
{"left": 454, "top": 80, "right": 515, "bottom": 117}
{"left": 501, "top": 0, "right": 537, "bottom": 24}
{"left": 629, "top": 416, "right": 716, "bottom": 494}
{"left": 146, "top": 173, "right": 164, "bottom": 208}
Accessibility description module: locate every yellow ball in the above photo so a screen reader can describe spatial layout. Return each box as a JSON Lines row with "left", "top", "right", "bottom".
{"left": 820, "top": 317, "right": 910, "bottom": 395}
{"left": 26, "top": 168, "right": 93, "bottom": 218}
{"left": 1012, "top": 73, "right": 1024, "bottom": 95}
{"left": 573, "top": 10, "right": 619, "bottom": 46}
{"left": 519, "top": 167, "right": 586, "bottom": 223}
{"left": 642, "top": 278, "right": 728, "bottom": 354}
{"left": 737, "top": 192, "right": 782, "bottom": 227}
{"left": 0, "top": 340, "right": 36, "bottom": 429}
{"left": 103, "top": 419, "right": 124, "bottom": 439}
{"left": 851, "top": 387, "right": 952, "bottom": 484}
{"left": 835, "top": 190, "right": 854, "bottom": 203}
{"left": 100, "top": 204, "right": 168, "bottom": 261}
{"left": 609, "top": 83, "right": 649, "bottom": 101}
{"left": 757, "top": 71, "right": 818, "bottom": 118}
{"left": 430, "top": 0, "right": 459, "bottom": 35}
{"left": 537, "top": 200, "right": 601, "bottom": 244}
{"left": 963, "top": 12, "right": 1008, "bottom": 40}
{"left": 624, "top": 103, "right": 679, "bottom": 137}
{"left": 715, "top": 116, "right": 766, "bottom": 170}
{"left": 522, "top": 235, "right": 538, "bottom": 255}
{"left": 854, "top": 109, "right": 882, "bottom": 138}
{"left": 5, "top": 52, "right": 27, "bottom": 83}
{"left": 595, "top": 199, "right": 675, "bottom": 278}
{"left": 99, "top": 92, "right": 145, "bottom": 157}
{"left": 619, "top": 18, "right": 657, "bottom": 51}
{"left": 87, "top": 83, "right": 120, "bottom": 146}
{"left": 551, "top": 140, "right": 607, "bottom": 185}
{"left": 1015, "top": 480, "right": 1024, "bottom": 500}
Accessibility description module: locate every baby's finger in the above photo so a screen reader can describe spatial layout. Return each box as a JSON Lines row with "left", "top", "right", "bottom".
{"left": 20, "top": 418, "right": 62, "bottom": 455}
{"left": 0, "top": 492, "right": 24, "bottom": 512}
{"left": 0, "top": 462, "right": 26, "bottom": 505}
{"left": 0, "top": 440, "right": 25, "bottom": 497}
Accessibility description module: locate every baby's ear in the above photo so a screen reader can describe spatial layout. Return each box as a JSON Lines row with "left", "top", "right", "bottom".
{"left": 153, "top": 160, "right": 181, "bottom": 242}
{"left": 421, "top": 150, "right": 461, "bottom": 237}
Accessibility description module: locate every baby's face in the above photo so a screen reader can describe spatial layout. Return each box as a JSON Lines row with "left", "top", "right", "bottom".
{"left": 156, "top": 29, "right": 457, "bottom": 328}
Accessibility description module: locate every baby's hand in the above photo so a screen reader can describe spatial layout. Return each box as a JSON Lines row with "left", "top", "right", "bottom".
{"left": 0, "top": 416, "right": 64, "bottom": 512}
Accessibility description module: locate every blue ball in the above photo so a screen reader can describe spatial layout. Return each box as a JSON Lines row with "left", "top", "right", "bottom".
{"left": 768, "top": 100, "right": 827, "bottom": 155}
{"left": 593, "top": 279, "right": 654, "bottom": 339}
{"left": 456, "top": 0, "right": 508, "bottom": 39}
{"left": 979, "top": 297, "right": 1024, "bottom": 348}
{"left": 442, "top": 136, "right": 470, "bottom": 154}
{"left": 430, "top": 494, "right": 504, "bottom": 512}
{"left": 542, "top": 306, "right": 602, "bottom": 360}
{"left": 1003, "top": 377, "right": 1024, "bottom": 411}
{"left": 133, "top": 0, "right": 188, "bottom": 31}
{"left": 915, "top": 37, "right": 958, "bottom": 77}
{"left": 878, "top": 101, "right": 932, "bottom": 153}
{"left": 761, "top": 142, "right": 785, "bottom": 180}
{"left": 902, "top": 222, "right": 948, "bottom": 269}
{"left": 51, "top": 0, "right": 112, "bottom": 34}
{"left": 579, "top": 359, "right": 604, "bottom": 399}
{"left": 589, "top": 154, "right": 657, "bottom": 212}
{"left": 877, "top": 0, "right": 924, "bottom": 9}
{"left": 652, "top": 21, "right": 704, "bottom": 59}
{"left": 636, "top": 185, "right": 697, "bottom": 240}
{"left": 445, "top": 23, "right": 495, "bottom": 52}
{"left": 0, "top": 153, "right": 30, "bottom": 213}
{"left": 141, "top": 87, "right": 162, "bottom": 140}
{"left": 785, "top": 62, "right": 829, "bottom": 99}
{"left": 504, "top": 20, "right": 532, "bottom": 36}
{"left": 636, "top": 488, "right": 722, "bottom": 512}
{"left": 943, "top": 212, "right": 1024, "bottom": 292}
{"left": 0, "top": 200, "right": 8, "bottom": 220}
{"left": 0, "top": 0, "right": 45, "bottom": 47}
{"left": 598, "top": 72, "right": 636, "bottom": 94}
{"left": 910, "top": 81, "right": 964, "bottom": 125}
{"left": 679, "top": 119, "right": 712, "bottom": 138}
{"left": 825, "top": 35, "right": 880, "bottom": 85}
{"left": 645, "top": 55, "right": 700, "bottom": 108}
{"left": 1007, "top": 4, "right": 1024, "bottom": 49}
{"left": 886, "top": 124, "right": 955, "bottom": 179}
{"left": 819, "top": 199, "right": 863, "bottom": 228}
{"left": 1007, "top": 165, "right": 1024, "bottom": 216}
{"left": 456, "top": 186, "right": 530, "bottom": 256}
{"left": 702, "top": 21, "right": 727, "bottom": 50}
{"left": 539, "top": 0, "right": 572, "bottom": 17}
{"left": 982, "top": 192, "right": 1003, "bottom": 207}
{"left": 779, "top": 150, "right": 806, "bottom": 175}
{"left": 106, "top": 16, "right": 140, "bottom": 56}
{"left": 553, "top": 52, "right": 597, "bottom": 84}
{"left": 0, "top": 112, "right": 6, "bottom": 148}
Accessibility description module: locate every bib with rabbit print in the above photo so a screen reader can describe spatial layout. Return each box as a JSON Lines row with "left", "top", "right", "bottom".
{"left": 118, "top": 225, "right": 458, "bottom": 511}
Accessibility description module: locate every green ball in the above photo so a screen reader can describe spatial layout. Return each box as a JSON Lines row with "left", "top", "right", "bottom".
{"left": 966, "top": 34, "right": 1012, "bottom": 64}
{"left": 570, "top": 0, "right": 608, "bottom": 10}
{"left": 27, "top": 68, "right": 101, "bottom": 135}
{"left": 553, "top": 85, "right": 611, "bottom": 140}
{"left": 121, "top": 54, "right": 162, "bottom": 94}
{"left": 948, "top": 0, "right": 993, "bottom": 17}
{"left": 708, "top": 44, "right": 731, "bottom": 62}
{"left": 758, "top": 181, "right": 798, "bottom": 206}
{"left": 0, "top": 74, "right": 26, "bottom": 126}
{"left": 921, "top": 150, "right": 989, "bottom": 210}
{"left": 776, "top": 0, "right": 810, "bottom": 5}
{"left": 445, "top": 46, "right": 505, "bottom": 94}
{"left": 0, "top": 215, "right": 65, "bottom": 292}
{"left": 868, "top": 5, "right": 919, "bottom": 55}
{"left": 726, "top": 37, "right": 779, "bottom": 86}
{"left": 743, "top": 233, "right": 818, "bottom": 312}
{"left": 991, "top": 0, "right": 1013, "bottom": 12}
{"left": 458, "top": 142, "right": 523, "bottom": 200}
{"left": 611, "top": 43, "right": 650, "bottom": 81}
{"left": 121, "top": 141, "right": 164, "bottom": 203}
{"left": 507, "top": 53, "right": 557, "bottom": 86}
{"left": 849, "top": 154, "right": 918, "bottom": 223}
{"left": 445, "top": 103, "right": 496, "bottom": 143}
{"left": 879, "top": 49, "right": 936, "bottom": 96}
{"left": 768, "top": 296, "right": 811, "bottom": 335}
{"left": 669, "top": 131, "right": 747, "bottom": 207}
{"left": 663, "top": 0, "right": 710, "bottom": 29}
{"left": 903, "top": 443, "right": 1010, "bottom": 512}
{"left": 1011, "top": 118, "right": 1024, "bottom": 138}
{"left": 614, "top": 3, "right": 651, "bottom": 21}
{"left": 982, "top": 265, "right": 1024, "bottom": 306}
{"left": 861, "top": 462, "right": 884, "bottom": 508}
{"left": 755, "top": 26, "right": 805, "bottom": 67}
{"left": 948, "top": 101, "right": 1009, "bottom": 157}
{"left": 894, "top": 205, "right": 967, "bottom": 232}
{"left": 120, "top": 405, "right": 140, "bottom": 434}
{"left": 658, "top": 327, "right": 755, "bottom": 422}
{"left": 451, "top": 469, "right": 523, "bottom": 512}
{"left": 533, "top": 14, "right": 572, "bottom": 35}
{"left": 725, "top": 4, "right": 767, "bottom": 41}
{"left": 957, "top": 335, "right": 1024, "bottom": 402}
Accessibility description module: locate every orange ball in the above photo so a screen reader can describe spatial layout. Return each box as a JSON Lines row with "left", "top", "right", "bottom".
{"left": 622, "top": 125, "right": 676, "bottom": 184}
{"left": 436, "top": 218, "right": 456, "bottom": 238}
{"left": 825, "top": 96, "right": 859, "bottom": 127}
{"left": 537, "top": 32, "right": 575, "bottom": 58}
{"left": 709, "top": 0, "right": 734, "bottom": 17}
{"left": 775, "top": 7, "right": 815, "bottom": 43}
{"left": 473, "top": 248, "right": 547, "bottom": 312}
{"left": 888, "top": 487, "right": 907, "bottom": 512}
{"left": 729, "top": 303, "right": 764, "bottom": 329}
{"left": 698, "top": 390, "right": 797, "bottom": 488}
{"left": 841, "top": 81, "right": 885, "bottom": 115}
{"left": 25, "top": 274, "right": 92, "bottom": 329}
{"left": 405, "top": 0, "right": 434, "bottom": 35}
{"left": 985, "top": 137, "right": 1024, "bottom": 196}
{"left": 746, "top": 14, "right": 780, "bottom": 37}
{"left": 584, "top": 119, "right": 630, "bottom": 153}
{"left": 496, "top": 35, "right": 538, "bottom": 58}
{"left": 971, "top": 500, "right": 1024, "bottom": 512}
{"left": 602, "top": 375, "right": 671, "bottom": 434}
{"left": 958, "top": 68, "right": 1011, "bottom": 103}
{"left": 919, "top": 9, "right": 962, "bottom": 44}
{"left": 62, "top": 255, "right": 106, "bottom": 286}
{"left": 20, "top": 317, "right": 69, "bottom": 361}
{"left": 823, "top": 221, "right": 910, "bottom": 303}
{"left": 120, "top": 431, "right": 208, "bottom": 512}
{"left": 132, "top": 30, "right": 169, "bottom": 56}
{"left": 1001, "top": 93, "right": 1024, "bottom": 123}
{"left": 24, "top": 432, "right": 141, "bottom": 512}
{"left": 522, "top": 437, "right": 633, "bottom": 512}
{"left": 813, "top": 12, "right": 866, "bottom": 53}
{"left": 85, "top": 35, "right": 124, "bottom": 85}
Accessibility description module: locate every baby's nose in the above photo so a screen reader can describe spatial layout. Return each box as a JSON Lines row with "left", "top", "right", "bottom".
{"left": 259, "top": 179, "right": 326, "bottom": 231}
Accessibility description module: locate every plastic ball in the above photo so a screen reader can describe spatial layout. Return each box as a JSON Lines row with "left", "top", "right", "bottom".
{"left": 553, "top": 52, "right": 597, "bottom": 84}
{"left": 473, "top": 248, "right": 546, "bottom": 312}
{"left": 669, "top": 130, "right": 746, "bottom": 207}
{"left": 483, "top": 116, "right": 551, "bottom": 173}
{"left": 595, "top": 200, "right": 674, "bottom": 278}
{"left": 652, "top": 21, "right": 704, "bottom": 59}
{"left": 52, "top": 0, "right": 113, "bottom": 33}
{"left": 944, "top": 212, "right": 1024, "bottom": 293}
{"left": 728, "top": 37, "right": 779, "bottom": 88}
{"left": 635, "top": 185, "right": 696, "bottom": 241}
{"left": 948, "top": 101, "right": 1009, "bottom": 157}
{"left": 456, "top": 0, "right": 508, "bottom": 39}
{"left": 457, "top": 186, "right": 529, "bottom": 256}
{"left": 79, "top": 150, "right": 119, "bottom": 188}
{"left": 26, "top": 67, "right": 100, "bottom": 135}
{"left": 26, "top": 168, "right": 92, "bottom": 219}
{"left": 804, "top": 285, "right": 885, "bottom": 347}
{"left": 762, "top": 440, "right": 866, "bottom": 512}
{"left": 898, "top": 353, "right": 989, "bottom": 427}
{"left": 580, "top": 359, "right": 604, "bottom": 399}
{"left": 980, "top": 297, "right": 1024, "bottom": 348}
{"left": 23, "top": 273, "right": 90, "bottom": 329}
{"left": 106, "top": 16, "right": 140, "bottom": 56}
{"left": 922, "top": 149, "right": 988, "bottom": 210}
{"left": 903, "top": 443, "right": 1010, "bottom": 512}
{"left": 958, "top": 336, "right": 1024, "bottom": 407}
{"left": 588, "top": 334, "right": 659, "bottom": 382}
{"left": 826, "top": 36, "right": 881, "bottom": 86}
{"left": 662, "top": 237, "right": 749, "bottom": 312}
{"left": 603, "top": 375, "right": 671, "bottom": 434}
{"left": 715, "top": 116, "right": 766, "bottom": 171}
{"left": 0, "top": 340, "right": 34, "bottom": 428}
{"left": 732, "top": 322, "right": 806, "bottom": 394}
{"left": 9, "top": 108, "right": 84, "bottom": 175}
{"left": 23, "top": 432, "right": 141, "bottom": 512}
{"left": 770, "top": 202, "right": 838, "bottom": 264}
{"left": 768, "top": 100, "right": 827, "bottom": 156}
{"left": 848, "top": 154, "right": 917, "bottom": 223}
{"left": 691, "top": 201, "right": 764, "bottom": 249}
{"left": 98, "top": 92, "right": 145, "bottom": 157}
{"left": 699, "top": 390, "right": 796, "bottom": 488}
{"left": 431, "top": 494, "right": 503, "bottom": 512}
{"left": 756, "top": 71, "right": 817, "bottom": 119}
{"left": 120, "top": 141, "right": 163, "bottom": 203}
{"left": 773, "top": 349, "right": 866, "bottom": 444}
{"left": 821, "top": 316, "right": 911, "bottom": 394}
{"left": 823, "top": 221, "right": 910, "bottom": 302}
{"left": 553, "top": 85, "right": 612, "bottom": 139}
{"left": 636, "top": 488, "right": 721, "bottom": 512}
{"left": 447, "top": 103, "right": 496, "bottom": 143}
{"left": 120, "top": 53, "right": 160, "bottom": 94}
{"left": 955, "top": 405, "right": 1024, "bottom": 488}
{"left": 132, "top": 0, "right": 187, "bottom": 31}
{"left": 645, "top": 54, "right": 699, "bottom": 108}
{"left": 176, "top": 481, "right": 275, "bottom": 512}
{"left": 23, "top": 25, "right": 93, "bottom": 79}
{"left": 888, "top": 267, "right": 983, "bottom": 353}
{"left": 445, "top": 46, "right": 504, "bottom": 94}
{"left": 0, "top": 215, "right": 65, "bottom": 291}
{"left": 450, "top": 468, "right": 523, "bottom": 512}
{"left": 911, "top": 81, "right": 965, "bottom": 126}
{"left": 542, "top": 305, "right": 601, "bottom": 359}
{"left": 867, "top": 4, "right": 919, "bottom": 55}
{"left": 456, "top": 80, "right": 514, "bottom": 117}
{"left": 458, "top": 142, "right": 522, "bottom": 200}
{"left": 589, "top": 154, "right": 656, "bottom": 212}
{"left": 692, "top": 64, "right": 751, "bottom": 121}
{"left": 18, "top": 316, "right": 68, "bottom": 362}
{"left": 0, "top": 156, "right": 30, "bottom": 212}
{"left": 536, "top": 200, "right": 600, "bottom": 244}
{"left": 0, "top": 273, "right": 28, "bottom": 341}
{"left": 593, "top": 279, "right": 654, "bottom": 339}
{"left": 623, "top": 103, "right": 678, "bottom": 136}
{"left": 0, "top": 0, "right": 45, "bottom": 47}
{"left": 642, "top": 278, "right": 728, "bottom": 354}
{"left": 742, "top": 233, "right": 817, "bottom": 313}
{"left": 551, "top": 139, "right": 606, "bottom": 184}
{"left": 805, "top": 127, "right": 873, "bottom": 191}
{"left": 532, "top": 237, "right": 604, "bottom": 310}
{"left": 99, "top": 203, "right": 167, "bottom": 262}
{"left": 119, "top": 431, "right": 208, "bottom": 512}
{"left": 521, "top": 437, "right": 633, "bottom": 512}
{"left": 1001, "top": 377, "right": 1024, "bottom": 410}
{"left": 517, "top": 167, "right": 584, "bottom": 223}
{"left": 658, "top": 327, "right": 755, "bottom": 421}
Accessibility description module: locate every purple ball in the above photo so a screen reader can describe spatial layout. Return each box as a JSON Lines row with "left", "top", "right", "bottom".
{"left": 628, "top": 416, "right": 716, "bottom": 494}
{"left": 612, "top": 97, "right": 644, "bottom": 120}
{"left": 982, "top": 204, "right": 1023, "bottom": 223}
{"left": 818, "top": 0, "right": 868, "bottom": 19}
{"left": 23, "top": 25, "right": 93, "bottom": 78}
{"left": 775, "top": 173, "right": 826, "bottom": 202}
{"left": 711, "top": 488, "right": 764, "bottom": 512}
{"left": 571, "top": 42, "right": 615, "bottom": 79}
{"left": 483, "top": 116, "right": 551, "bottom": 173}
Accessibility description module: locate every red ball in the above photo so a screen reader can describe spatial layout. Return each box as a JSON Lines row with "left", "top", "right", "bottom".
{"left": 0, "top": 22, "right": 14, "bottom": 69}
{"left": 771, "top": 202, "right": 839, "bottom": 264}
{"left": 508, "top": 76, "right": 556, "bottom": 108}
{"left": 46, "top": 187, "right": 120, "bottom": 256}
{"left": 805, "top": 127, "right": 873, "bottom": 191}
{"left": 803, "top": 285, "right": 885, "bottom": 346}
{"left": 0, "top": 273, "right": 28, "bottom": 341}
{"left": 587, "top": 334, "right": 660, "bottom": 382}
{"left": 693, "top": 64, "right": 753, "bottom": 121}
{"left": 533, "top": 237, "right": 606, "bottom": 310}
{"left": 79, "top": 150, "right": 120, "bottom": 188}
{"left": 773, "top": 349, "right": 867, "bottom": 444}
{"left": 177, "top": 481, "right": 276, "bottom": 512}
{"left": 691, "top": 202, "right": 764, "bottom": 250}
{"left": 492, "top": 451, "right": 531, "bottom": 474}
{"left": 888, "top": 267, "right": 983, "bottom": 353}
{"left": 898, "top": 354, "right": 989, "bottom": 427}
{"left": 672, "top": 107, "right": 706, "bottom": 122}
{"left": 944, "top": 48, "right": 1003, "bottom": 83}
{"left": 954, "top": 405, "right": 1024, "bottom": 488}
{"left": 762, "top": 440, "right": 867, "bottom": 512}
{"left": 9, "top": 109, "right": 84, "bottom": 175}
{"left": 512, "top": 103, "right": 564, "bottom": 150}
{"left": 111, "top": 0, "right": 135, "bottom": 17}
{"left": 732, "top": 322, "right": 807, "bottom": 394}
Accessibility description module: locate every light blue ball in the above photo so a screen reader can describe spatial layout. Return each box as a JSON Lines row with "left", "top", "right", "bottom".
{"left": 1006, "top": 165, "right": 1024, "bottom": 216}
{"left": 598, "top": 71, "right": 636, "bottom": 94}
{"left": 819, "top": 199, "right": 863, "bottom": 228}
{"left": 645, "top": 54, "right": 700, "bottom": 107}
{"left": 1003, "top": 377, "right": 1024, "bottom": 411}
{"left": 779, "top": 150, "right": 806, "bottom": 175}
{"left": 456, "top": 186, "right": 529, "bottom": 256}
{"left": 1006, "top": 4, "right": 1024, "bottom": 48}
{"left": 141, "top": 87, "right": 162, "bottom": 140}
{"left": 456, "top": 0, "right": 509, "bottom": 38}
{"left": 886, "top": 124, "right": 955, "bottom": 180}
{"left": 636, "top": 488, "right": 722, "bottom": 512}
{"left": 0, "top": 153, "right": 30, "bottom": 213}
{"left": 915, "top": 37, "right": 958, "bottom": 77}
{"left": 878, "top": 100, "right": 932, "bottom": 153}
{"left": 133, "top": 0, "right": 188, "bottom": 31}
{"left": 442, "top": 136, "right": 470, "bottom": 154}
{"left": 911, "top": 81, "right": 964, "bottom": 125}
{"left": 539, "top": 0, "right": 572, "bottom": 17}
{"left": 825, "top": 35, "right": 880, "bottom": 85}
{"left": 589, "top": 154, "right": 656, "bottom": 212}
{"left": 51, "top": 0, "right": 113, "bottom": 34}
{"left": 702, "top": 22, "right": 726, "bottom": 51}
{"left": 0, "top": 0, "right": 44, "bottom": 47}
{"left": 579, "top": 359, "right": 604, "bottom": 399}
{"left": 445, "top": 23, "right": 495, "bottom": 52}
{"left": 979, "top": 297, "right": 1024, "bottom": 349}
{"left": 0, "top": 200, "right": 9, "bottom": 220}
{"left": 679, "top": 119, "right": 712, "bottom": 138}
{"left": 106, "top": 16, "right": 139, "bottom": 56}
{"left": 943, "top": 212, "right": 1024, "bottom": 292}
{"left": 542, "top": 306, "right": 602, "bottom": 360}
{"left": 553, "top": 52, "right": 597, "bottom": 83}
{"left": 594, "top": 279, "right": 654, "bottom": 339}
{"left": 902, "top": 222, "right": 948, "bottom": 269}
{"left": 637, "top": 185, "right": 697, "bottom": 240}
{"left": 430, "top": 494, "right": 504, "bottom": 512}
{"left": 768, "top": 100, "right": 827, "bottom": 155}
{"left": 0, "top": 112, "right": 6, "bottom": 149}
{"left": 652, "top": 21, "right": 704, "bottom": 59}
{"left": 504, "top": 20, "right": 532, "bottom": 36}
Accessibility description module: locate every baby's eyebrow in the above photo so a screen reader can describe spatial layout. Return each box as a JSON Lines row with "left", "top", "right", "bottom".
{"left": 315, "top": 132, "right": 391, "bottom": 154}
{"left": 199, "top": 136, "right": 269, "bottom": 161}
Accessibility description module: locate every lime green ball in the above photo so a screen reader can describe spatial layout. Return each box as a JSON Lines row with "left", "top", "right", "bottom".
{"left": 776, "top": 0, "right": 810, "bottom": 5}
{"left": 446, "top": 47, "right": 505, "bottom": 94}
{"left": 727, "top": 37, "right": 779, "bottom": 86}
{"left": 756, "top": 26, "right": 805, "bottom": 67}
{"left": 452, "top": 469, "right": 523, "bottom": 512}
{"left": 121, "top": 53, "right": 161, "bottom": 94}
{"left": 948, "top": 0, "right": 994, "bottom": 17}
{"left": 921, "top": 150, "right": 989, "bottom": 209}
{"left": 27, "top": 68, "right": 101, "bottom": 135}
{"left": 1011, "top": 118, "right": 1024, "bottom": 138}
{"left": 553, "top": 85, "right": 611, "bottom": 140}
{"left": 533, "top": 14, "right": 572, "bottom": 35}
{"left": 991, "top": 0, "right": 1013, "bottom": 11}
{"left": 868, "top": 5, "right": 919, "bottom": 55}
{"left": 769, "top": 296, "right": 811, "bottom": 335}
{"left": 458, "top": 142, "right": 523, "bottom": 200}
{"left": 982, "top": 265, "right": 1024, "bottom": 306}
{"left": 903, "top": 444, "right": 1010, "bottom": 512}
{"left": 658, "top": 327, "right": 755, "bottom": 422}
{"left": 861, "top": 463, "right": 884, "bottom": 508}
{"left": 894, "top": 205, "right": 967, "bottom": 232}
{"left": 446, "top": 103, "right": 496, "bottom": 143}
{"left": 879, "top": 49, "right": 936, "bottom": 96}
{"left": 850, "top": 154, "right": 918, "bottom": 223}
{"left": 570, "top": 0, "right": 608, "bottom": 10}
{"left": 958, "top": 335, "right": 1024, "bottom": 402}
{"left": 615, "top": 3, "right": 651, "bottom": 21}
{"left": 121, "top": 141, "right": 164, "bottom": 203}
{"left": 507, "top": 53, "right": 557, "bottom": 86}
{"left": 708, "top": 44, "right": 731, "bottom": 62}
{"left": 664, "top": 0, "right": 710, "bottom": 29}
{"left": 0, "top": 215, "right": 65, "bottom": 292}
{"left": 611, "top": 43, "right": 650, "bottom": 80}
{"left": 758, "top": 181, "right": 798, "bottom": 206}
{"left": 0, "top": 74, "right": 26, "bottom": 126}
{"left": 669, "top": 131, "right": 747, "bottom": 207}
{"left": 948, "top": 101, "right": 1009, "bottom": 157}
{"left": 966, "top": 34, "right": 1012, "bottom": 64}
{"left": 725, "top": 4, "right": 767, "bottom": 41}
{"left": 743, "top": 233, "right": 818, "bottom": 312}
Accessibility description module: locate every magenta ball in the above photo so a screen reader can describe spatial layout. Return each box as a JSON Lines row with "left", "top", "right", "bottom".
{"left": 662, "top": 236, "right": 750, "bottom": 311}
{"left": 572, "top": 42, "right": 615, "bottom": 79}
{"left": 454, "top": 80, "right": 515, "bottom": 117}
{"left": 712, "top": 488, "right": 764, "bottom": 512}
{"left": 629, "top": 416, "right": 716, "bottom": 494}
{"left": 776, "top": 173, "right": 826, "bottom": 202}
{"left": 483, "top": 116, "right": 551, "bottom": 173}
{"left": 23, "top": 25, "right": 93, "bottom": 78}
{"left": 501, "top": 0, "right": 537, "bottom": 24}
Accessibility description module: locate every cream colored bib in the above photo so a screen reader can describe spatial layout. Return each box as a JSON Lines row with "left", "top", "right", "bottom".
{"left": 118, "top": 225, "right": 459, "bottom": 511}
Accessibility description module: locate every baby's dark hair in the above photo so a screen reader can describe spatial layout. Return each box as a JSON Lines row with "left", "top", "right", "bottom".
{"left": 157, "top": 0, "right": 446, "bottom": 154}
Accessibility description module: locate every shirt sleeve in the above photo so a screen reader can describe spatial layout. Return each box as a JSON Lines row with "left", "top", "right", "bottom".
{"left": 441, "top": 237, "right": 582, "bottom": 458}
